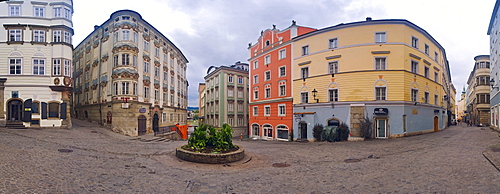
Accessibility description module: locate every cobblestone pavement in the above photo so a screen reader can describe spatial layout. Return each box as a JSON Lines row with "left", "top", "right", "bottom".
{"left": 0, "top": 119, "right": 499, "bottom": 193}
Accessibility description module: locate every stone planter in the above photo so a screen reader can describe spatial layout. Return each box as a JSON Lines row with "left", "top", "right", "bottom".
{"left": 175, "top": 145, "right": 245, "bottom": 164}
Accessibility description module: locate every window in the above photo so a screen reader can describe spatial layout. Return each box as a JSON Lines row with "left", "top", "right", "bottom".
{"left": 48, "top": 102, "right": 59, "bottom": 118}
{"left": 133, "top": 32, "right": 138, "bottom": 44}
{"left": 155, "top": 48, "right": 160, "bottom": 58}
{"left": 32, "top": 102, "right": 39, "bottom": 114}
{"left": 155, "top": 90, "right": 159, "bottom": 101}
{"left": 228, "top": 117, "right": 233, "bottom": 126}
{"left": 411, "top": 89, "right": 418, "bottom": 102}
{"left": 265, "top": 55, "right": 270, "bottom": 65}
{"left": 113, "top": 55, "right": 119, "bottom": 67}
{"left": 237, "top": 103, "right": 243, "bottom": 112}
{"left": 375, "top": 87, "right": 386, "bottom": 100}
{"left": 424, "top": 44, "right": 429, "bottom": 55}
{"left": 277, "top": 125, "right": 288, "bottom": 139}
{"left": 375, "top": 32, "right": 386, "bottom": 43}
{"left": 264, "top": 105, "right": 270, "bottom": 116}
{"left": 122, "top": 16, "right": 130, "bottom": 20}
{"left": 237, "top": 90, "right": 243, "bottom": 98}
{"left": 53, "top": 30, "right": 61, "bottom": 42}
{"left": 33, "top": 30, "right": 45, "bottom": 42}
{"left": 279, "top": 66, "right": 286, "bottom": 77}
{"left": 122, "top": 54, "right": 130, "bottom": 66}
{"left": 253, "top": 106, "right": 258, "bottom": 116}
{"left": 63, "top": 8, "right": 71, "bottom": 20}
{"left": 411, "top": 61, "right": 418, "bottom": 74}
{"left": 375, "top": 57, "right": 386, "bottom": 70}
{"left": 52, "top": 59, "right": 61, "bottom": 75}
{"left": 329, "top": 89, "right": 339, "bottom": 102}
{"left": 301, "top": 92, "right": 308, "bottom": 103}
{"left": 144, "top": 62, "right": 150, "bottom": 73}
{"left": 329, "top": 38, "right": 338, "bottom": 49}
{"left": 9, "top": 29, "right": 22, "bottom": 41}
{"left": 63, "top": 31, "right": 71, "bottom": 44}
{"left": 302, "top": 45, "right": 309, "bottom": 55}
{"left": 113, "top": 82, "right": 119, "bottom": 95}
{"left": 122, "top": 30, "right": 130, "bottom": 41}
{"left": 154, "top": 67, "right": 160, "bottom": 77}
{"left": 477, "top": 94, "right": 490, "bottom": 104}
{"left": 122, "top": 82, "right": 129, "bottom": 95}
{"left": 228, "top": 103, "right": 233, "bottom": 112}
{"left": 253, "top": 90, "right": 259, "bottom": 100}
{"left": 113, "top": 32, "right": 118, "bottom": 43}
{"left": 133, "top": 55, "right": 137, "bottom": 67}
{"left": 279, "top": 49, "right": 286, "bottom": 59}
{"left": 215, "top": 76, "right": 219, "bottom": 84}
{"left": 434, "top": 72, "right": 439, "bottom": 83}
{"left": 53, "top": 7, "right": 62, "bottom": 17}
{"left": 424, "top": 66, "right": 429, "bottom": 78}
{"left": 133, "top": 83, "right": 137, "bottom": 95}
{"left": 143, "top": 41, "right": 149, "bottom": 51}
{"left": 64, "top": 59, "right": 71, "bottom": 76}
{"left": 9, "top": 5, "right": 20, "bottom": 16}
{"left": 9, "top": 58, "right": 22, "bottom": 75}
{"left": 279, "top": 84, "right": 286, "bottom": 96}
{"left": 253, "top": 60, "right": 258, "bottom": 69}
{"left": 228, "top": 75, "right": 233, "bottom": 83}
{"left": 265, "top": 71, "right": 271, "bottom": 81}
{"left": 424, "top": 92, "right": 429, "bottom": 104}
{"left": 144, "top": 87, "right": 150, "bottom": 98}
{"left": 301, "top": 67, "right": 309, "bottom": 79}
{"left": 33, "top": 59, "right": 45, "bottom": 75}
{"left": 477, "top": 76, "right": 490, "bottom": 85}
{"left": 329, "top": 61, "right": 339, "bottom": 74}
{"left": 265, "top": 87, "right": 270, "bottom": 98}
{"left": 434, "top": 94, "right": 439, "bottom": 105}
{"left": 434, "top": 52, "right": 439, "bottom": 61}
{"left": 253, "top": 75, "right": 258, "bottom": 84}
{"left": 238, "top": 77, "right": 243, "bottom": 84}
{"left": 278, "top": 104, "right": 286, "bottom": 116}
{"left": 228, "top": 88, "right": 233, "bottom": 97}
{"left": 411, "top": 37, "right": 419, "bottom": 48}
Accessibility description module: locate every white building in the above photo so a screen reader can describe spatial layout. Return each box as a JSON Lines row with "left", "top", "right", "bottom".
{"left": 0, "top": 0, "right": 73, "bottom": 128}
{"left": 489, "top": 0, "right": 500, "bottom": 130}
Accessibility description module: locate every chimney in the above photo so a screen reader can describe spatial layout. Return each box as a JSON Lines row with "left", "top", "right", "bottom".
{"left": 366, "top": 17, "right": 372, "bottom": 21}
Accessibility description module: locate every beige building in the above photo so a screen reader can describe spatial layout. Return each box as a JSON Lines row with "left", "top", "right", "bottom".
{"left": 0, "top": 0, "right": 73, "bottom": 128}
{"left": 456, "top": 87, "right": 466, "bottom": 122}
{"left": 198, "top": 83, "right": 205, "bottom": 122}
{"left": 73, "top": 10, "right": 188, "bottom": 136}
{"left": 466, "top": 55, "right": 490, "bottom": 126}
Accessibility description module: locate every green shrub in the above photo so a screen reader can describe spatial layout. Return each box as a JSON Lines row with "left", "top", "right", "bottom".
{"left": 313, "top": 124, "right": 324, "bottom": 142}
{"left": 187, "top": 123, "right": 235, "bottom": 152}
{"left": 188, "top": 124, "right": 207, "bottom": 150}
{"left": 338, "top": 122, "right": 349, "bottom": 141}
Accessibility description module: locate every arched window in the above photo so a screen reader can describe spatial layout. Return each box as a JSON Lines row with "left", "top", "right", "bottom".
{"left": 263, "top": 124, "right": 272, "bottom": 138}
{"left": 327, "top": 118, "right": 340, "bottom": 127}
{"left": 276, "top": 125, "right": 289, "bottom": 139}
{"left": 252, "top": 124, "right": 260, "bottom": 136}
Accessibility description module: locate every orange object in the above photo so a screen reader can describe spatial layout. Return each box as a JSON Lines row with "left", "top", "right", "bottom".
{"left": 175, "top": 124, "right": 188, "bottom": 139}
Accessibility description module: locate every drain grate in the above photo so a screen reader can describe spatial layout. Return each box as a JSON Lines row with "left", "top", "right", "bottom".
{"left": 344, "top": 159, "right": 361, "bottom": 163}
{"left": 272, "top": 163, "right": 291, "bottom": 167}
{"left": 58, "top": 149, "right": 73, "bottom": 153}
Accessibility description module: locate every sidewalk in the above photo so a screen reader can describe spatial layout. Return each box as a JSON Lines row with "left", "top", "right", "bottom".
{"left": 483, "top": 128, "right": 500, "bottom": 172}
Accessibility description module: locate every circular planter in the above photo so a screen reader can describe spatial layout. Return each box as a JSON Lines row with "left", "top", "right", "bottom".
{"left": 176, "top": 145, "right": 245, "bottom": 164}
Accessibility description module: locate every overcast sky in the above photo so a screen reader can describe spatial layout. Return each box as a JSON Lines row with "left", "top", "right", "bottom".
{"left": 73, "top": 0, "right": 495, "bottom": 107}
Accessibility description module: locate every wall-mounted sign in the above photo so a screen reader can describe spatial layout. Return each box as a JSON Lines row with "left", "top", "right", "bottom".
{"left": 374, "top": 108, "right": 388, "bottom": 115}
{"left": 139, "top": 108, "right": 146, "bottom": 113}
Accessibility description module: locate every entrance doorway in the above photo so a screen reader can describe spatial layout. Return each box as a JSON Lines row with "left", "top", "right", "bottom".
{"left": 251, "top": 124, "right": 260, "bottom": 137}
{"left": 434, "top": 116, "right": 439, "bottom": 132}
{"left": 263, "top": 124, "right": 272, "bottom": 139}
{"left": 153, "top": 113, "right": 159, "bottom": 134}
{"left": 138, "top": 115, "right": 147, "bottom": 136}
{"left": 7, "top": 99, "right": 22, "bottom": 122}
{"left": 299, "top": 122, "right": 308, "bottom": 140}
{"left": 376, "top": 119, "right": 387, "bottom": 138}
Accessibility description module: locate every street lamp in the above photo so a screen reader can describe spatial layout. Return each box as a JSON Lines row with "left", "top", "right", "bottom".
{"left": 312, "top": 88, "right": 319, "bottom": 103}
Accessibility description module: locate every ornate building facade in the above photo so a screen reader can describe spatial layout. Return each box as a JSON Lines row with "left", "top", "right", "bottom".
{"left": 73, "top": 10, "right": 188, "bottom": 136}
{"left": 0, "top": 0, "right": 73, "bottom": 128}
{"left": 489, "top": 0, "right": 500, "bottom": 130}
{"left": 466, "top": 55, "right": 490, "bottom": 127}
{"left": 291, "top": 18, "right": 454, "bottom": 141}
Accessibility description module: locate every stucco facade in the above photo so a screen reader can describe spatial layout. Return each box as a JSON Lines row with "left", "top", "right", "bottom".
{"left": 0, "top": 0, "right": 73, "bottom": 128}
{"left": 291, "top": 18, "right": 454, "bottom": 141}
{"left": 489, "top": 0, "right": 500, "bottom": 130}
{"left": 466, "top": 55, "right": 490, "bottom": 127}
{"left": 72, "top": 10, "right": 188, "bottom": 136}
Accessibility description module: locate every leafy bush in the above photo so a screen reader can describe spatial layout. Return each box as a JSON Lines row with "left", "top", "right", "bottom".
{"left": 359, "top": 116, "right": 373, "bottom": 139}
{"left": 321, "top": 126, "right": 337, "bottom": 142}
{"left": 338, "top": 122, "right": 349, "bottom": 141}
{"left": 313, "top": 124, "right": 324, "bottom": 141}
{"left": 187, "top": 123, "right": 235, "bottom": 152}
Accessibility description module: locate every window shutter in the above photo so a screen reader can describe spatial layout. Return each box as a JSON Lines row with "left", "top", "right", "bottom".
{"left": 22, "top": 99, "right": 32, "bottom": 122}
{"left": 60, "top": 103, "right": 67, "bottom": 119}
{"left": 41, "top": 102, "right": 47, "bottom": 119}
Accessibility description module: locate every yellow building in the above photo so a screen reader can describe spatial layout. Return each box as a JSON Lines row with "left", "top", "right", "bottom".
{"left": 292, "top": 18, "right": 454, "bottom": 140}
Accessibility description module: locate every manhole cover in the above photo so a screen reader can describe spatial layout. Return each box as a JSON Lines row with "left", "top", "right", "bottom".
{"left": 58, "top": 149, "right": 73, "bottom": 153}
{"left": 272, "top": 163, "right": 291, "bottom": 167}
{"left": 344, "top": 159, "right": 361, "bottom": 163}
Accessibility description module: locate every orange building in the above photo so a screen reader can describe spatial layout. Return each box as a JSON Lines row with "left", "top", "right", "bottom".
{"left": 248, "top": 21, "right": 316, "bottom": 140}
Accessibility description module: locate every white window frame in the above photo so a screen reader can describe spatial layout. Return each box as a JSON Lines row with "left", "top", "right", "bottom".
{"left": 53, "top": 7, "right": 62, "bottom": 17}
{"left": 329, "top": 38, "right": 338, "bottom": 49}
{"left": 375, "top": 57, "right": 386, "bottom": 70}
{"left": 253, "top": 60, "right": 258, "bottom": 69}
{"left": 9, "top": 29, "right": 22, "bottom": 41}
{"left": 375, "top": 87, "right": 386, "bottom": 101}
{"left": 411, "top": 89, "right": 418, "bottom": 102}
{"left": 228, "top": 88, "right": 233, "bottom": 97}
{"left": 52, "top": 59, "right": 61, "bottom": 75}
{"left": 63, "top": 31, "right": 71, "bottom": 44}
{"left": 122, "top": 30, "right": 130, "bottom": 41}
{"left": 411, "top": 36, "right": 419, "bottom": 49}
{"left": 302, "top": 45, "right": 309, "bottom": 55}
{"left": 34, "top": 6, "right": 45, "bottom": 17}
{"left": 228, "top": 75, "right": 233, "bottom": 83}
{"left": 122, "top": 54, "right": 130, "bottom": 66}
{"left": 9, "top": 5, "right": 21, "bottom": 16}
{"left": 375, "top": 32, "right": 386, "bottom": 43}
{"left": 265, "top": 71, "right": 271, "bottom": 81}
{"left": 228, "top": 103, "right": 234, "bottom": 112}
{"left": 301, "top": 67, "right": 309, "bottom": 79}
{"left": 411, "top": 60, "right": 418, "bottom": 74}
{"left": 329, "top": 89, "right": 339, "bottom": 102}
{"left": 122, "top": 82, "right": 130, "bottom": 95}
{"left": 265, "top": 87, "right": 271, "bottom": 98}
{"left": 64, "top": 59, "right": 71, "bottom": 76}
{"left": 279, "top": 84, "right": 286, "bottom": 97}
{"left": 144, "top": 62, "right": 150, "bottom": 73}
{"left": 33, "top": 30, "right": 45, "bottom": 42}
{"left": 265, "top": 55, "right": 271, "bottom": 65}
{"left": 264, "top": 105, "right": 271, "bottom": 116}
{"left": 279, "top": 49, "right": 286, "bottom": 60}
{"left": 32, "top": 58, "right": 45, "bottom": 75}
{"left": 329, "top": 61, "right": 339, "bottom": 74}
{"left": 301, "top": 92, "right": 308, "bottom": 103}
{"left": 424, "top": 66, "right": 429, "bottom": 78}
{"left": 253, "top": 106, "right": 258, "bottom": 116}
{"left": 278, "top": 104, "right": 286, "bottom": 116}
{"left": 253, "top": 75, "right": 258, "bottom": 84}
{"left": 9, "top": 58, "right": 22, "bottom": 75}
{"left": 424, "top": 44, "right": 429, "bottom": 55}
{"left": 279, "top": 66, "right": 286, "bottom": 77}
{"left": 53, "top": 30, "right": 61, "bottom": 42}
{"left": 253, "top": 89, "right": 259, "bottom": 100}
{"left": 424, "top": 91, "right": 429, "bottom": 104}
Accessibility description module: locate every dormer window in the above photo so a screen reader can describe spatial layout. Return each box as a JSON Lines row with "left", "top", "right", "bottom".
{"left": 122, "top": 16, "right": 130, "bottom": 20}
{"left": 265, "top": 40, "right": 270, "bottom": 46}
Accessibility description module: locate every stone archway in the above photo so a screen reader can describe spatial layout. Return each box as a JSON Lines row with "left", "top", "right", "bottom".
{"left": 7, "top": 99, "right": 23, "bottom": 122}
{"left": 153, "top": 113, "right": 159, "bottom": 135}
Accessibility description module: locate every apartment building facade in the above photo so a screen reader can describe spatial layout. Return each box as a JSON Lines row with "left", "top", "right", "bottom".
{"left": 292, "top": 18, "right": 454, "bottom": 141}
{"left": 0, "top": 0, "right": 73, "bottom": 128}
{"left": 248, "top": 21, "right": 316, "bottom": 140}
{"left": 203, "top": 62, "right": 249, "bottom": 130}
{"left": 489, "top": 0, "right": 500, "bottom": 130}
{"left": 73, "top": 10, "right": 189, "bottom": 136}
{"left": 466, "top": 55, "right": 491, "bottom": 127}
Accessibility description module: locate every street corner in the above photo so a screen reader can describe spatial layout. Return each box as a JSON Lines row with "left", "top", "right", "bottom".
{"left": 483, "top": 144, "right": 500, "bottom": 172}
